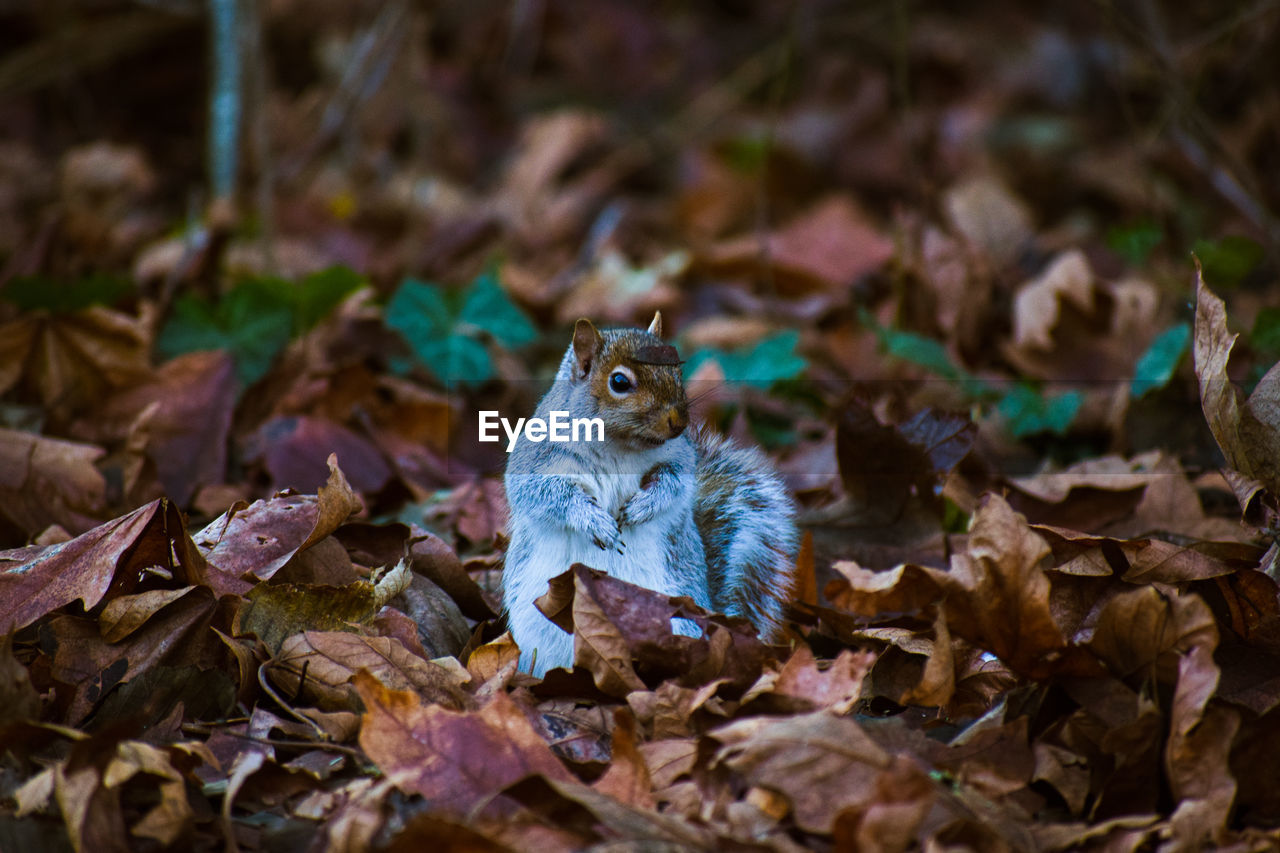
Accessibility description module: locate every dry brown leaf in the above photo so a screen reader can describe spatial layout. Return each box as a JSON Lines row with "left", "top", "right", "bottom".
{"left": 266, "top": 630, "right": 471, "bottom": 712}
{"left": 0, "top": 498, "right": 202, "bottom": 630}
{"left": 709, "top": 711, "right": 891, "bottom": 835}
{"left": 1194, "top": 270, "right": 1280, "bottom": 514}
{"left": 1089, "top": 587, "right": 1217, "bottom": 681}
{"left": 354, "top": 671, "right": 572, "bottom": 816}
{"left": 0, "top": 427, "right": 106, "bottom": 539}
{"left": 0, "top": 303, "right": 155, "bottom": 421}
{"left": 698, "top": 195, "right": 894, "bottom": 295}
{"left": 826, "top": 560, "right": 943, "bottom": 618}
{"left": 102, "top": 741, "right": 195, "bottom": 846}
{"left": 591, "top": 709, "right": 655, "bottom": 809}
{"left": 195, "top": 453, "right": 362, "bottom": 587}
{"left": 744, "top": 645, "right": 874, "bottom": 714}
{"left": 943, "top": 176, "right": 1033, "bottom": 269}
{"left": 98, "top": 587, "right": 197, "bottom": 643}
{"left": 0, "top": 632, "right": 41, "bottom": 724}
{"left": 1165, "top": 644, "right": 1238, "bottom": 849}
{"left": 236, "top": 557, "right": 411, "bottom": 653}
{"left": 84, "top": 350, "right": 236, "bottom": 505}
{"left": 937, "top": 494, "right": 1067, "bottom": 678}
{"left": 1011, "top": 249, "right": 1094, "bottom": 352}
{"left": 899, "top": 607, "right": 955, "bottom": 708}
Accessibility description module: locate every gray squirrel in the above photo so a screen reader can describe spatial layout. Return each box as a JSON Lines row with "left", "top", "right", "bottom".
{"left": 502, "top": 312, "right": 798, "bottom": 676}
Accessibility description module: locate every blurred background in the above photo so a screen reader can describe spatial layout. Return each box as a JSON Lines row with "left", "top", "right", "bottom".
{"left": 1, "top": 0, "right": 1277, "bottom": 566}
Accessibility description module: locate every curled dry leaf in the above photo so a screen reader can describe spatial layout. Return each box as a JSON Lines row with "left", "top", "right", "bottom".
{"left": 0, "top": 498, "right": 202, "bottom": 631}
{"left": 0, "top": 303, "right": 155, "bottom": 421}
{"left": 743, "top": 645, "right": 874, "bottom": 714}
{"left": 196, "top": 453, "right": 362, "bottom": 584}
{"left": 1194, "top": 270, "right": 1280, "bottom": 517}
{"left": 937, "top": 494, "right": 1067, "bottom": 678}
{"left": 86, "top": 350, "right": 236, "bottom": 505}
{"left": 592, "top": 710, "right": 655, "bottom": 809}
{"left": 552, "top": 565, "right": 771, "bottom": 695}
{"left": 236, "top": 557, "right": 411, "bottom": 654}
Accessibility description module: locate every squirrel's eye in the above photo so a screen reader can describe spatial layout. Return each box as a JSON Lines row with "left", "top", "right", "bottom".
{"left": 609, "top": 371, "right": 633, "bottom": 394}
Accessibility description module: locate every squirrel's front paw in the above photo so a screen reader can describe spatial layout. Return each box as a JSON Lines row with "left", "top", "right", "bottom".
{"left": 585, "top": 508, "right": 623, "bottom": 552}
{"left": 618, "top": 492, "right": 658, "bottom": 528}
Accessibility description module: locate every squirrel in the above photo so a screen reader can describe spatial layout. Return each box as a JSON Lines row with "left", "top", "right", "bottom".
{"left": 502, "top": 311, "right": 799, "bottom": 676}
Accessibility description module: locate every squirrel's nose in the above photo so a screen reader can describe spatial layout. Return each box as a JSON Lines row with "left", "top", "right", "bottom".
{"left": 666, "top": 407, "right": 688, "bottom": 438}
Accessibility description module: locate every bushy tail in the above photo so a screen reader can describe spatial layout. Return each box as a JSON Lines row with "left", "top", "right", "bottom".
{"left": 693, "top": 428, "right": 799, "bottom": 639}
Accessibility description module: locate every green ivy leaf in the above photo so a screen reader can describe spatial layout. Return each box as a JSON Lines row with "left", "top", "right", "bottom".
{"left": 1106, "top": 221, "right": 1164, "bottom": 267}
{"left": 386, "top": 278, "right": 450, "bottom": 344}
{"left": 997, "top": 384, "right": 1082, "bottom": 438}
{"left": 157, "top": 281, "right": 293, "bottom": 387}
{"left": 858, "top": 307, "right": 989, "bottom": 393}
{"left": 1, "top": 274, "right": 134, "bottom": 313}
{"left": 411, "top": 333, "right": 494, "bottom": 386}
{"left": 386, "top": 272, "right": 535, "bottom": 387}
{"left": 1193, "top": 236, "right": 1263, "bottom": 289}
{"left": 684, "top": 330, "right": 807, "bottom": 388}
{"left": 1131, "top": 323, "right": 1190, "bottom": 398}
{"left": 295, "top": 266, "right": 364, "bottom": 332}
{"left": 1251, "top": 307, "right": 1280, "bottom": 359}
{"left": 458, "top": 271, "right": 538, "bottom": 347}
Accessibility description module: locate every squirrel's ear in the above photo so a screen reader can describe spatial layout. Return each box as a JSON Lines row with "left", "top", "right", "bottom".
{"left": 572, "top": 319, "right": 603, "bottom": 379}
{"left": 646, "top": 311, "right": 663, "bottom": 337}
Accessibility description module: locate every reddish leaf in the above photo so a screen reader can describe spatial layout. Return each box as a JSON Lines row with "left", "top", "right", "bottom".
{"left": 354, "top": 671, "right": 571, "bottom": 816}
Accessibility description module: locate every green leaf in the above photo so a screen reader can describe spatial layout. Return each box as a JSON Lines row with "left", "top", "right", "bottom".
{"left": 879, "top": 327, "right": 967, "bottom": 381}
{"left": 412, "top": 333, "right": 494, "bottom": 386}
{"left": 386, "top": 273, "right": 532, "bottom": 387}
{"left": 458, "top": 271, "right": 537, "bottom": 347}
{"left": 1106, "top": 221, "right": 1164, "bottom": 267}
{"left": 1193, "top": 235, "right": 1263, "bottom": 289}
{"left": 719, "top": 134, "right": 772, "bottom": 175}
{"left": 997, "top": 384, "right": 1082, "bottom": 438}
{"left": 858, "top": 307, "right": 988, "bottom": 393}
{"left": 1251, "top": 307, "right": 1280, "bottom": 359}
{"left": 296, "top": 266, "right": 364, "bottom": 332}
{"left": 157, "top": 281, "right": 293, "bottom": 387}
{"left": 385, "top": 278, "right": 451, "bottom": 346}
{"left": 1, "top": 274, "right": 134, "bottom": 313}
{"left": 1131, "top": 323, "right": 1190, "bottom": 398}
{"left": 684, "top": 331, "right": 807, "bottom": 388}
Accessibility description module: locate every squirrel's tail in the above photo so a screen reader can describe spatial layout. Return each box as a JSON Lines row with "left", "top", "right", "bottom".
{"left": 693, "top": 428, "right": 799, "bottom": 640}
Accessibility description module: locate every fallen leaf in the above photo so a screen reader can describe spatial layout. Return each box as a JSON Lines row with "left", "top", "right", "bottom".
{"left": 592, "top": 709, "right": 655, "bottom": 809}
{"left": 0, "top": 498, "right": 202, "bottom": 630}
{"left": 354, "top": 671, "right": 572, "bottom": 816}
{"left": 709, "top": 710, "right": 891, "bottom": 834}
{"left": 266, "top": 630, "right": 471, "bottom": 712}
{"left": 84, "top": 350, "right": 236, "bottom": 505}
{"left": 0, "top": 427, "right": 106, "bottom": 540}
{"left": 1194, "top": 270, "right": 1280, "bottom": 515}
{"left": 236, "top": 557, "right": 411, "bottom": 653}
{"left": 195, "top": 453, "right": 363, "bottom": 586}
{"left": 699, "top": 195, "right": 894, "bottom": 295}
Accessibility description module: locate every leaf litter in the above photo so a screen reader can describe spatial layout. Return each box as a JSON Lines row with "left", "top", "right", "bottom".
{"left": 3, "top": 3, "right": 1280, "bottom": 851}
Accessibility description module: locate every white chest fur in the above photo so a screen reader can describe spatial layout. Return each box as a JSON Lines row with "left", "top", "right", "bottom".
{"left": 515, "top": 443, "right": 692, "bottom": 593}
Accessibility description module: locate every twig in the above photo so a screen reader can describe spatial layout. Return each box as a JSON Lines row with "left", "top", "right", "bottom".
{"left": 208, "top": 0, "right": 243, "bottom": 211}
{"left": 180, "top": 723, "right": 367, "bottom": 759}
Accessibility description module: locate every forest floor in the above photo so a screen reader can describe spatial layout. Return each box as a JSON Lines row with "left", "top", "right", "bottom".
{"left": 2, "top": 1, "right": 1280, "bottom": 850}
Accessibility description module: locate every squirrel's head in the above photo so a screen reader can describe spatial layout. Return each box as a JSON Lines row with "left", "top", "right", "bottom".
{"left": 566, "top": 312, "right": 688, "bottom": 450}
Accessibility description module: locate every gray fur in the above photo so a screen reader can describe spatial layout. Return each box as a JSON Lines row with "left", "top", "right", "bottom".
{"left": 502, "top": 326, "right": 797, "bottom": 676}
